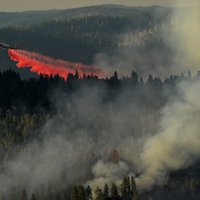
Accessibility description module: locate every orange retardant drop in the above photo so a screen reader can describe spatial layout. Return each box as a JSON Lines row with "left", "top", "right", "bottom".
{"left": 8, "top": 49, "right": 103, "bottom": 79}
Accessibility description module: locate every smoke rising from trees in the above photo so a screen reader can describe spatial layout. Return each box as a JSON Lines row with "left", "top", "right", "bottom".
{"left": 0, "top": 1, "right": 200, "bottom": 198}
{"left": 94, "top": 3, "right": 200, "bottom": 78}
{"left": 137, "top": 79, "right": 200, "bottom": 189}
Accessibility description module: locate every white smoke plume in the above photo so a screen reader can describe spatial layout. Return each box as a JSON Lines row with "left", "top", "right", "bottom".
{"left": 166, "top": 2, "right": 200, "bottom": 73}
{"left": 86, "top": 160, "right": 131, "bottom": 189}
{"left": 94, "top": 2, "right": 200, "bottom": 78}
{"left": 0, "top": 134, "right": 95, "bottom": 195}
{"left": 135, "top": 0, "right": 200, "bottom": 190}
{"left": 0, "top": 1, "right": 200, "bottom": 197}
{"left": 136, "top": 78, "right": 200, "bottom": 189}
{"left": 0, "top": 85, "right": 155, "bottom": 196}
{"left": 1, "top": 75, "right": 200, "bottom": 196}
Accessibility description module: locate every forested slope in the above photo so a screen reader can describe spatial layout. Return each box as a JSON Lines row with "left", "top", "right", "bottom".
{"left": 0, "top": 5, "right": 172, "bottom": 77}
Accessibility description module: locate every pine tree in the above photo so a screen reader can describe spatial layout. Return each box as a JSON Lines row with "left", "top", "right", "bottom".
{"left": 121, "top": 176, "right": 130, "bottom": 200}
{"left": 103, "top": 184, "right": 109, "bottom": 199}
{"left": 95, "top": 187, "right": 103, "bottom": 200}
{"left": 86, "top": 186, "right": 93, "bottom": 200}
{"left": 30, "top": 193, "right": 37, "bottom": 200}
{"left": 147, "top": 74, "right": 153, "bottom": 83}
{"left": 131, "top": 71, "right": 138, "bottom": 84}
{"left": 110, "top": 183, "right": 119, "bottom": 199}
{"left": 74, "top": 70, "right": 79, "bottom": 80}
{"left": 77, "top": 185, "right": 85, "bottom": 200}
{"left": 114, "top": 71, "right": 118, "bottom": 80}
{"left": 131, "top": 176, "right": 137, "bottom": 200}
{"left": 71, "top": 186, "right": 78, "bottom": 200}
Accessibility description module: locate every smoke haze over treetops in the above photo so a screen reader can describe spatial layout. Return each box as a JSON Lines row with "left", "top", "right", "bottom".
{"left": 94, "top": 1, "right": 200, "bottom": 78}
{"left": 0, "top": 0, "right": 200, "bottom": 198}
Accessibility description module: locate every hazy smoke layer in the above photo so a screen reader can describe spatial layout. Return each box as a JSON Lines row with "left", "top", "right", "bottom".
{"left": 1, "top": 76, "right": 200, "bottom": 196}
{"left": 87, "top": 160, "right": 130, "bottom": 189}
{"left": 135, "top": 1, "right": 200, "bottom": 189}
{"left": 166, "top": 1, "right": 200, "bottom": 72}
{"left": 94, "top": 3, "right": 200, "bottom": 78}
{"left": 2, "top": 76, "right": 200, "bottom": 196}
{"left": 0, "top": 1, "right": 200, "bottom": 197}
{"left": 137, "top": 79, "right": 200, "bottom": 189}
{"left": 0, "top": 135, "right": 94, "bottom": 194}
{"left": 0, "top": 83, "right": 158, "bottom": 196}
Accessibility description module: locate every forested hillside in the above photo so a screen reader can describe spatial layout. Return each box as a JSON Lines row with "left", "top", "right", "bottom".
{"left": 0, "top": 4, "right": 199, "bottom": 200}
{"left": 0, "top": 69, "right": 199, "bottom": 200}
{"left": 0, "top": 5, "right": 172, "bottom": 77}
{"left": 0, "top": 5, "right": 171, "bottom": 28}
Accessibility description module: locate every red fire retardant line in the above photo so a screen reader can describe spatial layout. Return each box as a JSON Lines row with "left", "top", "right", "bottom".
{"left": 8, "top": 49, "right": 103, "bottom": 79}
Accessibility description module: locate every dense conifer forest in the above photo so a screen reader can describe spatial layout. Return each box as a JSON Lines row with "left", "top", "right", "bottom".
{"left": 0, "top": 5, "right": 171, "bottom": 73}
{"left": 0, "top": 4, "right": 200, "bottom": 200}
{"left": 0, "top": 69, "right": 200, "bottom": 200}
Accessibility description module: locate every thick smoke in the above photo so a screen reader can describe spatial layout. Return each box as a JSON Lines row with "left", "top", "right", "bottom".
{"left": 0, "top": 135, "right": 94, "bottom": 194}
{"left": 136, "top": 79, "right": 200, "bottom": 189}
{"left": 0, "top": 83, "right": 158, "bottom": 196}
{"left": 0, "top": 1, "right": 200, "bottom": 197}
{"left": 1, "top": 74, "right": 200, "bottom": 196}
{"left": 168, "top": 4, "right": 200, "bottom": 71}
{"left": 87, "top": 160, "right": 131, "bottom": 189}
{"left": 135, "top": 2, "right": 200, "bottom": 189}
{"left": 8, "top": 49, "right": 103, "bottom": 79}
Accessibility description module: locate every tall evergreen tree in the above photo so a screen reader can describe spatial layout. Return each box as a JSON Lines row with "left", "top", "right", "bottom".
{"left": 95, "top": 187, "right": 103, "bottom": 200}
{"left": 131, "top": 71, "right": 138, "bottom": 84}
{"left": 71, "top": 186, "right": 78, "bottom": 200}
{"left": 121, "top": 176, "right": 131, "bottom": 200}
{"left": 148, "top": 74, "right": 153, "bottom": 83}
{"left": 103, "top": 184, "right": 109, "bottom": 200}
{"left": 86, "top": 186, "right": 93, "bottom": 200}
{"left": 110, "top": 183, "right": 119, "bottom": 200}
{"left": 113, "top": 71, "right": 118, "bottom": 80}
{"left": 74, "top": 70, "right": 79, "bottom": 80}
{"left": 77, "top": 185, "right": 85, "bottom": 200}
{"left": 30, "top": 193, "right": 37, "bottom": 200}
{"left": 131, "top": 177, "right": 137, "bottom": 200}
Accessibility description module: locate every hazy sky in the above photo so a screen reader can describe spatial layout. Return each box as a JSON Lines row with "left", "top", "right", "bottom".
{"left": 0, "top": 0, "right": 199, "bottom": 12}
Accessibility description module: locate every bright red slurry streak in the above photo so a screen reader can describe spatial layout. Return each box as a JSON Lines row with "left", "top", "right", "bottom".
{"left": 8, "top": 49, "right": 103, "bottom": 79}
